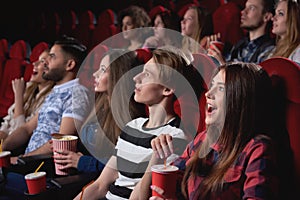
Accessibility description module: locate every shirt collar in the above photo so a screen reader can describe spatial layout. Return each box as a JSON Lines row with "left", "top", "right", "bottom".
{"left": 249, "top": 34, "right": 271, "bottom": 46}
{"left": 53, "top": 78, "right": 79, "bottom": 91}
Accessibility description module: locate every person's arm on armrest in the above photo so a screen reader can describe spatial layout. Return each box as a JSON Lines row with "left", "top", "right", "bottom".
{"left": 74, "top": 156, "right": 118, "bottom": 200}
{"left": 2, "top": 113, "right": 38, "bottom": 151}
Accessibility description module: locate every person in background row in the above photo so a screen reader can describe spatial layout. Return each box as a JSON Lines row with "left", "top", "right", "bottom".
{"left": 138, "top": 62, "right": 278, "bottom": 199}
{"left": 181, "top": 5, "right": 214, "bottom": 54}
{"left": 208, "top": 0, "right": 276, "bottom": 65}
{"left": 118, "top": 5, "right": 151, "bottom": 51}
{"left": 53, "top": 49, "right": 146, "bottom": 174}
{"left": 268, "top": 0, "right": 300, "bottom": 64}
{"left": 0, "top": 50, "right": 55, "bottom": 140}
{"left": 143, "top": 7, "right": 181, "bottom": 49}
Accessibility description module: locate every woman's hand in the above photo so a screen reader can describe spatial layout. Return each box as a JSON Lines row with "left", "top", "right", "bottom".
{"left": 12, "top": 78, "right": 25, "bottom": 99}
{"left": 204, "top": 33, "right": 221, "bottom": 50}
{"left": 53, "top": 149, "right": 83, "bottom": 169}
{"left": 151, "top": 134, "right": 173, "bottom": 160}
{"left": 207, "top": 46, "right": 226, "bottom": 65}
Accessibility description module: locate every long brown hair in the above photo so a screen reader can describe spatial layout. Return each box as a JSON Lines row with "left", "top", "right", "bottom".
{"left": 84, "top": 49, "right": 146, "bottom": 145}
{"left": 23, "top": 49, "right": 55, "bottom": 117}
{"left": 182, "top": 62, "right": 272, "bottom": 198}
{"left": 23, "top": 81, "right": 54, "bottom": 117}
{"left": 272, "top": 0, "right": 300, "bottom": 58}
{"left": 152, "top": 46, "right": 205, "bottom": 100}
{"left": 182, "top": 5, "right": 213, "bottom": 53}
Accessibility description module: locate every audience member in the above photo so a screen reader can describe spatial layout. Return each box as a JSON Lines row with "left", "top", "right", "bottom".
{"left": 268, "top": 0, "right": 300, "bottom": 64}
{"left": 208, "top": 0, "right": 276, "bottom": 64}
{"left": 181, "top": 5, "right": 214, "bottom": 53}
{"left": 118, "top": 5, "right": 151, "bottom": 51}
{"left": 143, "top": 7, "right": 181, "bottom": 49}
{"left": 0, "top": 50, "right": 55, "bottom": 140}
{"left": 2, "top": 35, "right": 91, "bottom": 158}
{"left": 138, "top": 62, "right": 278, "bottom": 199}
{"left": 74, "top": 46, "right": 202, "bottom": 200}
{"left": 53, "top": 49, "right": 146, "bottom": 173}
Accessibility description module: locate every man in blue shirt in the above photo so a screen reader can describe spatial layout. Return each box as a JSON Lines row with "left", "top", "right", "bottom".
{"left": 3, "top": 36, "right": 91, "bottom": 158}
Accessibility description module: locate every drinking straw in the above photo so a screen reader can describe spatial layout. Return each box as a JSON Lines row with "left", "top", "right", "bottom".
{"left": 80, "top": 180, "right": 95, "bottom": 200}
{"left": 35, "top": 161, "right": 44, "bottom": 173}
{"left": 164, "top": 159, "right": 167, "bottom": 169}
{"left": 0, "top": 139, "right": 3, "bottom": 152}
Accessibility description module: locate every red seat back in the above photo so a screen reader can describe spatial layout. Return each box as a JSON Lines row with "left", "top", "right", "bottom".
{"left": 59, "top": 10, "right": 78, "bottom": 37}
{"left": 0, "top": 38, "right": 9, "bottom": 87}
{"left": 90, "top": 9, "right": 117, "bottom": 49}
{"left": 0, "top": 40, "right": 30, "bottom": 117}
{"left": 260, "top": 57, "right": 300, "bottom": 196}
{"left": 73, "top": 10, "right": 95, "bottom": 51}
{"left": 212, "top": 2, "right": 244, "bottom": 50}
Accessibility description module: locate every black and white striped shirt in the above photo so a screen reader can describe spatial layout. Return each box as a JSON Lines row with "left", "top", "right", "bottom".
{"left": 105, "top": 116, "right": 188, "bottom": 199}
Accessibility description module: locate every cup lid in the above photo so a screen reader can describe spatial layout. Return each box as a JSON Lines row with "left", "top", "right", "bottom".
{"left": 151, "top": 164, "right": 179, "bottom": 173}
{"left": 25, "top": 171, "right": 46, "bottom": 180}
{"left": 0, "top": 151, "right": 11, "bottom": 157}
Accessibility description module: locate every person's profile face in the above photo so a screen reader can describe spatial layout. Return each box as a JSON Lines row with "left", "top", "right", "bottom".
{"left": 133, "top": 58, "right": 166, "bottom": 105}
{"left": 93, "top": 55, "right": 110, "bottom": 93}
{"left": 154, "top": 15, "right": 165, "bottom": 38}
{"left": 181, "top": 8, "right": 197, "bottom": 37}
{"left": 42, "top": 45, "right": 66, "bottom": 82}
{"left": 205, "top": 70, "right": 226, "bottom": 128}
{"left": 122, "top": 16, "right": 136, "bottom": 39}
{"left": 271, "top": 1, "right": 287, "bottom": 37}
{"left": 240, "top": 0, "right": 265, "bottom": 30}
{"left": 31, "top": 51, "right": 49, "bottom": 83}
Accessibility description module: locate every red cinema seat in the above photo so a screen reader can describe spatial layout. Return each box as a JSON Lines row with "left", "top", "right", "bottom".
{"left": 0, "top": 38, "right": 10, "bottom": 88}
{"left": 260, "top": 57, "right": 300, "bottom": 197}
{"left": 0, "top": 40, "right": 30, "bottom": 117}
{"left": 90, "top": 9, "right": 117, "bottom": 49}
{"left": 212, "top": 2, "right": 244, "bottom": 52}
{"left": 59, "top": 10, "right": 78, "bottom": 37}
{"left": 73, "top": 10, "right": 96, "bottom": 51}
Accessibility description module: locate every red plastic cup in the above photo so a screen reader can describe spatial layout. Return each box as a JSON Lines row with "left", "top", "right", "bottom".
{"left": 52, "top": 134, "right": 78, "bottom": 175}
{"left": 25, "top": 171, "right": 47, "bottom": 195}
{"left": 151, "top": 164, "right": 179, "bottom": 199}
{"left": 209, "top": 41, "right": 224, "bottom": 53}
{"left": 0, "top": 151, "right": 11, "bottom": 168}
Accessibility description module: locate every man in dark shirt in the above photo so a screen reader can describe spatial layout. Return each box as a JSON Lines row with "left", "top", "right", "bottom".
{"left": 209, "top": 0, "right": 275, "bottom": 64}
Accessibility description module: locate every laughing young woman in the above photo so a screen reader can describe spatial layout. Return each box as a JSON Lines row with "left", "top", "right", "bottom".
{"left": 139, "top": 62, "right": 278, "bottom": 200}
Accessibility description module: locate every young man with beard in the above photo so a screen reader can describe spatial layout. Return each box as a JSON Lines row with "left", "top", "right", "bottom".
{"left": 208, "top": 0, "right": 275, "bottom": 64}
{"left": 2, "top": 35, "right": 91, "bottom": 159}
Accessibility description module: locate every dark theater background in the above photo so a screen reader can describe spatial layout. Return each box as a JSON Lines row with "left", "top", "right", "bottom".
{"left": 0, "top": 0, "right": 173, "bottom": 47}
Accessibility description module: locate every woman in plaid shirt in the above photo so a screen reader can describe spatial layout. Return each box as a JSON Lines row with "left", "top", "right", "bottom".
{"left": 138, "top": 62, "right": 278, "bottom": 199}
